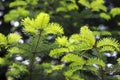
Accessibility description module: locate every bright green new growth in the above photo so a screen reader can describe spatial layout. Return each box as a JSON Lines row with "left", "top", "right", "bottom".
{"left": 22, "top": 12, "right": 50, "bottom": 33}
{"left": 44, "top": 23, "right": 64, "bottom": 35}
{"left": 0, "top": 33, "right": 21, "bottom": 45}
{"left": 0, "top": 58, "right": 5, "bottom": 65}
{"left": 56, "top": 36, "right": 68, "bottom": 46}
{"left": 50, "top": 48, "right": 69, "bottom": 58}
{"left": 4, "top": 7, "right": 29, "bottom": 22}
{"left": 0, "top": 33, "right": 6, "bottom": 45}
{"left": 90, "top": 0, "right": 107, "bottom": 12}
{"left": 9, "top": 1, "right": 27, "bottom": 7}
{"left": 35, "top": 13, "right": 50, "bottom": 29}
{"left": 62, "top": 54, "right": 85, "bottom": 64}
{"left": 22, "top": 17, "right": 36, "bottom": 33}
{"left": 6, "top": 63, "right": 28, "bottom": 77}
{"left": 100, "top": 13, "right": 111, "bottom": 20}
{"left": 97, "top": 38, "right": 120, "bottom": 53}
{"left": 78, "top": 0, "right": 107, "bottom": 12}
{"left": 22, "top": 12, "right": 63, "bottom": 35}
{"left": 69, "top": 26, "right": 95, "bottom": 51}
{"left": 7, "top": 33, "right": 21, "bottom": 44}
{"left": 86, "top": 58, "right": 105, "bottom": 67}
{"left": 8, "top": 47, "right": 25, "bottom": 54}
{"left": 117, "top": 58, "right": 120, "bottom": 64}
{"left": 79, "top": 26, "right": 95, "bottom": 47}
{"left": 78, "top": 0, "right": 90, "bottom": 8}
{"left": 110, "top": 8, "right": 120, "bottom": 17}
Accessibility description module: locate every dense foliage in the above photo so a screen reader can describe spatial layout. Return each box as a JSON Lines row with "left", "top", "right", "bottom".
{"left": 0, "top": 0, "right": 120, "bottom": 80}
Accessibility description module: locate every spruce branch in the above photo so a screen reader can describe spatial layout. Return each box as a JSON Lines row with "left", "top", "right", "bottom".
{"left": 29, "top": 30, "right": 43, "bottom": 80}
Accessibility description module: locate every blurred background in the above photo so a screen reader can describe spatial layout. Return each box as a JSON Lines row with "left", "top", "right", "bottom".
{"left": 0, "top": 0, "right": 120, "bottom": 37}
